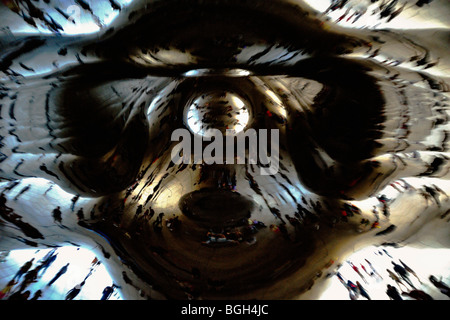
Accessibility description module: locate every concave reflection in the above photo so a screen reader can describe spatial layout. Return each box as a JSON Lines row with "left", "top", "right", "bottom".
{"left": 0, "top": 0, "right": 449, "bottom": 301}
{"left": 186, "top": 90, "right": 250, "bottom": 137}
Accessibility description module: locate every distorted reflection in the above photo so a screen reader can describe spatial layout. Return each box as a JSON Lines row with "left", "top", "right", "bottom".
{"left": 186, "top": 90, "right": 250, "bottom": 137}
{"left": 0, "top": 246, "right": 122, "bottom": 300}
{"left": 0, "top": 0, "right": 449, "bottom": 300}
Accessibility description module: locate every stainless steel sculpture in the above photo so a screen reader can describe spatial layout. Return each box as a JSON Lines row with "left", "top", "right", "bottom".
{"left": 0, "top": 0, "right": 449, "bottom": 300}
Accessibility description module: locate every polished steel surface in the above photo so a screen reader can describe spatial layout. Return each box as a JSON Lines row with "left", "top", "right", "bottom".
{"left": 185, "top": 89, "right": 250, "bottom": 136}
{"left": 0, "top": 0, "right": 449, "bottom": 300}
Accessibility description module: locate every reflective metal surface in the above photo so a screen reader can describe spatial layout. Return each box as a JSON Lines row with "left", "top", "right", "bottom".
{"left": 185, "top": 89, "right": 250, "bottom": 137}
{"left": 0, "top": 0, "right": 449, "bottom": 300}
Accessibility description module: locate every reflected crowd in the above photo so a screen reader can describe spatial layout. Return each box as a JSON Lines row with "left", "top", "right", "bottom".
{"left": 329, "top": 247, "right": 450, "bottom": 300}
{"left": 0, "top": 248, "right": 120, "bottom": 301}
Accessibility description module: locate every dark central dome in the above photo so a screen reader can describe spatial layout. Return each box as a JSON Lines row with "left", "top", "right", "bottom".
{"left": 179, "top": 188, "right": 255, "bottom": 228}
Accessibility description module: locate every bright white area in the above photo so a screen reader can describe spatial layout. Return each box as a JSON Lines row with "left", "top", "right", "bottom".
{"left": 1, "top": 0, "right": 134, "bottom": 35}
{"left": 0, "top": 246, "right": 122, "bottom": 300}
{"left": 303, "top": 0, "right": 450, "bottom": 30}
{"left": 319, "top": 245, "right": 450, "bottom": 300}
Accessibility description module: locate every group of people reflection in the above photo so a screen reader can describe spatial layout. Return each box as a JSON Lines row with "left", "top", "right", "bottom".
{"left": 331, "top": 248, "right": 449, "bottom": 300}
{"left": 325, "top": 0, "right": 435, "bottom": 26}
{"left": 123, "top": 174, "right": 448, "bottom": 250}
{"left": 202, "top": 218, "right": 267, "bottom": 246}
{"left": 0, "top": 249, "right": 120, "bottom": 300}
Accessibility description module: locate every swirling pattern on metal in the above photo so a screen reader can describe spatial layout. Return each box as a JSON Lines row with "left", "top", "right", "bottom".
{"left": 0, "top": 0, "right": 449, "bottom": 299}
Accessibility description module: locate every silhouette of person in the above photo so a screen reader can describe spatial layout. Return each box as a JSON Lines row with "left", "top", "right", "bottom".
{"left": 153, "top": 212, "right": 164, "bottom": 233}
{"left": 38, "top": 252, "right": 58, "bottom": 276}
{"left": 19, "top": 267, "right": 39, "bottom": 291}
{"left": 47, "top": 263, "right": 69, "bottom": 286}
{"left": 346, "top": 280, "right": 359, "bottom": 297}
{"left": 392, "top": 261, "right": 415, "bottom": 288}
{"left": 402, "top": 289, "right": 433, "bottom": 300}
{"left": 386, "top": 284, "right": 403, "bottom": 300}
{"left": 65, "top": 281, "right": 85, "bottom": 300}
{"left": 349, "top": 262, "right": 368, "bottom": 283}
{"left": 52, "top": 206, "right": 62, "bottom": 224}
{"left": 429, "top": 275, "right": 450, "bottom": 297}
{"left": 30, "top": 289, "right": 42, "bottom": 300}
{"left": 77, "top": 208, "right": 85, "bottom": 221}
{"left": 71, "top": 195, "right": 80, "bottom": 211}
{"left": 39, "top": 163, "right": 60, "bottom": 180}
{"left": 12, "top": 258, "right": 34, "bottom": 281}
{"left": 364, "top": 259, "right": 382, "bottom": 279}
{"left": 13, "top": 184, "right": 31, "bottom": 201}
{"left": 356, "top": 281, "right": 371, "bottom": 300}
{"left": 399, "top": 259, "right": 422, "bottom": 284}
{"left": 8, "top": 290, "right": 31, "bottom": 300}
{"left": 101, "top": 284, "right": 120, "bottom": 300}
{"left": 387, "top": 269, "right": 409, "bottom": 291}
